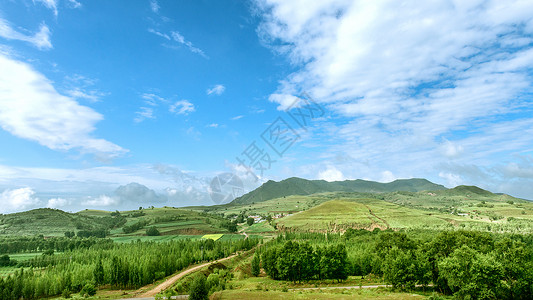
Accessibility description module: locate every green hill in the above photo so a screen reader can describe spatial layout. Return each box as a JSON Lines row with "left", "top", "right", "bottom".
{"left": 0, "top": 208, "right": 119, "bottom": 236}
{"left": 0, "top": 207, "right": 235, "bottom": 238}
{"left": 231, "top": 177, "right": 446, "bottom": 205}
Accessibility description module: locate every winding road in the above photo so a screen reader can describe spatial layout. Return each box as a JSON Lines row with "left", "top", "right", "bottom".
{"left": 135, "top": 252, "right": 241, "bottom": 298}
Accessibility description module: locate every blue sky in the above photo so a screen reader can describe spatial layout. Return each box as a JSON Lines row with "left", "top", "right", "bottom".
{"left": 1, "top": 0, "right": 533, "bottom": 213}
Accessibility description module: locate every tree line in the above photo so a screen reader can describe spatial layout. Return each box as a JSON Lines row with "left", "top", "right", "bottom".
{"left": 0, "top": 236, "right": 112, "bottom": 254}
{"left": 265, "top": 230, "right": 533, "bottom": 299}
{"left": 261, "top": 241, "right": 348, "bottom": 282}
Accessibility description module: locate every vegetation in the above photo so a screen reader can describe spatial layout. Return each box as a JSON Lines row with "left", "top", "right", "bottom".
{"left": 188, "top": 274, "right": 208, "bottom": 300}
{"left": 0, "top": 237, "right": 257, "bottom": 299}
{"left": 1, "top": 177, "right": 533, "bottom": 299}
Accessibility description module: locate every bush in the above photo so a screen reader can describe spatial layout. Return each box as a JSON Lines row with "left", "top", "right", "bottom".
{"left": 189, "top": 274, "right": 208, "bottom": 300}
{"left": 146, "top": 226, "right": 160, "bottom": 236}
{"left": 80, "top": 283, "right": 96, "bottom": 297}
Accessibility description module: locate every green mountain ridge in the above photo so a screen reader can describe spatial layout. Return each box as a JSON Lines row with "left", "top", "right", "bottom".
{"left": 231, "top": 177, "right": 448, "bottom": 205}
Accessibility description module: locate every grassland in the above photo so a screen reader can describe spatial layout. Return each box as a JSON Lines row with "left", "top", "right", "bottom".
{"left": 212, "top": 289, "right": 430, "bottom": 300}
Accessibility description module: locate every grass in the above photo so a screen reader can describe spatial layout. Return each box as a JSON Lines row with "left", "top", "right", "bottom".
{"left": 247, "top": 222, "right": 276, "bottom": 233}
{"left": 212, "top": 288, "right": 428, "bottom": 299}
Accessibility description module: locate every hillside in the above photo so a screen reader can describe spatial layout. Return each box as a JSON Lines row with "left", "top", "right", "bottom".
{"left": 276, "top": 189, "right": 533, "bottom": 233}
{"left": 0, "top": 208, "right": 120, "bottom": 236}
{"left": 231, "top": 177, "right": 446, "bottom": 205}
{"left": 0, "top": 207, "right": 235, "bottom": 238}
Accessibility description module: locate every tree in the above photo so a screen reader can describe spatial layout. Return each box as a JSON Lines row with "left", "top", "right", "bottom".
{"left": 94, "top": 259, "right": 104, "bottom": 285}
{"left": 236, "top": 214, "right": 245, "bottom": 223}
{"left": 247, "top": 217, "right": 254, "bottom": 226}
{"left": 189, "top": 274, "right": 208, "bottom": 300}
{"left": 0, "top": 254, "right": 12, "bottom": 267}
{"left": 146, "top": 226, "right": 160, "bottom": 236}
{"left": 251, "top": 253, "right": 261, "bottom": 276}
{"left": 439, "top": 245, "right": 503, "bottom": 299}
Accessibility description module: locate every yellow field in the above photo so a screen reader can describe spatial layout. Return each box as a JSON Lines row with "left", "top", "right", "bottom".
{"left": 202, "top": 233, "right": 224, "bottom": 241}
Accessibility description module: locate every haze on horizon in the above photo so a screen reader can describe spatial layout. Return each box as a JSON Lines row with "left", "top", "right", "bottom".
{"left": 0, "top": 0, "right": 532, "bottom": 214}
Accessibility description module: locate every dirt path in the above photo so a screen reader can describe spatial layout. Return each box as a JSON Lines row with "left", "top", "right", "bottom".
{"left": 365, "top": 205, "right": 390, "bottom": 229}
{"left": 136, "top": 253, "right": 241, "bottom": 298}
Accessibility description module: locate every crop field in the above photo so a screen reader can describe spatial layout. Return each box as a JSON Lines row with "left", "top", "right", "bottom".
{"left": 246, "top": 222, "right": 276, "bottom": 233}
{"left": 212, "top": 194, "right": 334, "bottom": 217}
{"left": 202, "top": 234, "right": 224, "bottom": 241}
{"left": 111, "top": 235, "right": 204, "bottom": 243}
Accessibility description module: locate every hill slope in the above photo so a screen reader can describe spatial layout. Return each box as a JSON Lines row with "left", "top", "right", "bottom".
{"left": 0, "top": 208, "right": 120, "bottom": 236}
{"left": 231, "top": 177, "right": 446, "bottom": 205}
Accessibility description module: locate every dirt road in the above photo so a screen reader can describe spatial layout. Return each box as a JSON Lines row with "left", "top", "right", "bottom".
{"left": 136, "top": 252, "right": 241, "bottom": 298}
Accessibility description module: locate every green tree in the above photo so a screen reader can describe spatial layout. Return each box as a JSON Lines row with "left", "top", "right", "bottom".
{"left": 439, "top": 245, "right": 503, "bottom": 299}
{"left": 93, "top": 259, "right": 104, "bottom": 285}
{"left": 189, "top": 274, "right": 208, "bottom": 300}
{"left": 247, "top": 217, "right": 254, "bottom": 226}
{"left": 251, "top": 253, "right": 261, "bottom": 276}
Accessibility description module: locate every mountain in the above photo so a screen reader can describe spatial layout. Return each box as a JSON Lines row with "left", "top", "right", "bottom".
{"left": 231, "top": 177, "right": 447, "bottom": 205}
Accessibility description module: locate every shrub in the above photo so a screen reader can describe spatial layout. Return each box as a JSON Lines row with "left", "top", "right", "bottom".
{"left": 80, "top": 283, "right": 96, "bottom": 297}
{"left": 146, "top": 226, "right": 160, "bottom": 236}
{"left": 189, "top": 274, "right": 208, "bottom": 300}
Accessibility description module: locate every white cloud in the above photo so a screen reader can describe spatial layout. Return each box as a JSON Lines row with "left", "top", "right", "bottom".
{"left": 149, "top": 27, "right": 207, "bottom": 58}
{"left": 83, "top": 195, "right": 118, "bottom": 207}
{"left": 439, "top": 172, "right": 464, "bottom": 188}
{"left": 255, "top": 0, "right": 533, "bottom": 198}
{"left": 268, "top": 94, "right": 301, "bottom": 111}
{"left": 47, "top": 197, "right": 69, "bottom": 208}
{"left": 231, "top": 115, "right": 244, "bottom": 120}
{"left": 68, "top": 0, "right": 82, "bottom": 9}
{"left": 150, "top": 0, "right": 160, "bottom": 13}
{"left": 170, "top": 31, "right": 207, "bottom": 58}
{"left": 0, "top": 19, "right": 52, "bottom": 50}
{"left": 65, "top": 88, "right": 104, "bottom": 102}
{"left": 380, "top": 171, "right": 396, "bottom": 183}
{"left": 441, "top": 140, "right": 464, "bottom": 159}
{"left": 207, "top": 84, "right": 226, "bottom": 96}
{"left": 134, "top": 107, "right": 155, "bottom": 123}
{"left": 148, "top": 28, "right": 170, "bottom": 40}
{"left": 318, "top": 166, "right": 344, "bottom": 182}
{"left": 35, "top": 0, "right": 58, "bottom": 16}
{"left": 0, "top": 187, "right": 41, "bottom": 213}
{"left": 0, "top": 53, "right": 127, "bottom": 159}
{"left": 207, "top": 123, "right": 219, "bottom": 128}
{"left": 170, "top": 100, "right": 195, "bottom": 115}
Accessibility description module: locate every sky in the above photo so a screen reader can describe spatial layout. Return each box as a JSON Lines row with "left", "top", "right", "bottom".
{"left": 0, "top": 0, "right": 532, "bottom": 213}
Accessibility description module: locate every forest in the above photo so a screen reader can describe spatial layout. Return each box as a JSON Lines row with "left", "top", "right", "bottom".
{"left": 0, "top": 237, "right": 257, "bottom": 299}
{"left": 256, "top": 229, "right": 533, "bottom": 300}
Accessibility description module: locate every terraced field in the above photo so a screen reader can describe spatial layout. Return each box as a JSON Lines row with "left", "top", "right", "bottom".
{"left": 275, "top": 195, "right": 533, "bottom": 233}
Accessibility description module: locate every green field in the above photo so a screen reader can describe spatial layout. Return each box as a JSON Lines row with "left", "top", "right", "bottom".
{"left": 212, "top": 288, "right": 428, "bottom": 299}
